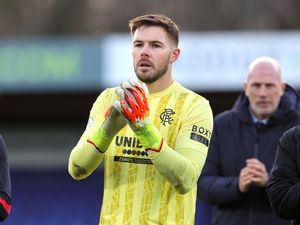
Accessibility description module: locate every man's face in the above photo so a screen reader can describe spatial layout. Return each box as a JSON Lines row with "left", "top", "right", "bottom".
{"left": 132, "top": 26, "right": 177, "bottom": 83}
{"left": 244, "top": 62, "right": 285, "bottom": 120}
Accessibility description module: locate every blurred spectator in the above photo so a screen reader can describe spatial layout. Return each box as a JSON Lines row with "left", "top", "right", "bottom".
{"left": 267, "top": 125, "right": 300, "bottom": 225}
{"left": 197, "top": 56, "right": 300, "bottom": 225}
{"left": 0, "top": 135, "right": 12, "bottom": 221}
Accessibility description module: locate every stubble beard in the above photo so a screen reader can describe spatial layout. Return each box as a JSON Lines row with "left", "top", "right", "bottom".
{"left": 134, "top": 58, "right": 170, "bottom": 84}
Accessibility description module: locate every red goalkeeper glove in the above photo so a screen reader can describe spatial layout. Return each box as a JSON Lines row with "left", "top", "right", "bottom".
{"left": 114, "top": 79, "right": 163, "bottom": 152}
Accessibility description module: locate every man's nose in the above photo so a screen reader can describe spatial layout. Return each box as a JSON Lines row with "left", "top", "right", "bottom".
{"left": 140, "top": 45, "right": 150, "bottom": 56}
{"left": 258, "top": 86, "right": 267, "bottom": 96}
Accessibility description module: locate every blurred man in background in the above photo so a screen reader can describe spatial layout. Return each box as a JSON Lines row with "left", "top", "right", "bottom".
{"left": 0, "top": 135, "right": 12, "bottom": 221}
{"left": 198, "top": 56, "right": 300, "bottom": 225}
{"left": 68, "top": 14, "right": 213, "bottom": 225}
{"left": 267, "top": 125, "right": 300, "bottom": 225}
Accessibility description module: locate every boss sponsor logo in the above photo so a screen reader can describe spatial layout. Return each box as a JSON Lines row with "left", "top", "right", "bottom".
{"left": 190, "top": 125, "right": 211, "bottom": 146}
{"left": 190, "top": 133, "right": 209, "bottom": 146}
{"left": 192, "top": 125, "right": 212, "bottom": 138}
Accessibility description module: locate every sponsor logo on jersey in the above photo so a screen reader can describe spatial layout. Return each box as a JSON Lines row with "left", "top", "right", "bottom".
{"left": 160, "top": 108, "right": 175, "bottom": 126}
{"left": 114, "top": 156, "right": 152, "bottom": 164}
{"left": 114, "top": 135, "right": 152, "bottom": 164}
{"left": 115, "top": 136, "right": 143, "bottom": 148}
{"left": 190, "top": 125, "right": 211, "bottom": 146}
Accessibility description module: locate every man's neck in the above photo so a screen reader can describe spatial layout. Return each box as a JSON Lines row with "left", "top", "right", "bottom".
{"left": 147, "top": 74, "right": 173, "bottom": 93}
{"left": 248, "top": 107, "right": 269, "bottom": 124}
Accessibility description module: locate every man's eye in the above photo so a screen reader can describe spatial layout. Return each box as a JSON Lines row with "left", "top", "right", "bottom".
{"left": 252, "top": 84, "right": 260, "bottom": 88}
{"left": 266, "top": 84, "right": 275, "bottom": 88}
{"left": 152, "top": 44, "right": 161, "bottom": 48}
{"left": 134, "top": 43, "right": 143, "bottom": 47}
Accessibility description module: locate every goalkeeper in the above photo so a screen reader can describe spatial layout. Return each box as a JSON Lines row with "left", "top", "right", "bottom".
{"left": 68, "top": 14, "right": 213, "bottom": 225}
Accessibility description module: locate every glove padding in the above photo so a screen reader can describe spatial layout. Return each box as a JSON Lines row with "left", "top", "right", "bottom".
{"left": 114, "top": 79, "right": 149, "bottom": 130}
{"left": 114, "top": 78, "right": 163, "bottom": 152}
{"left": 88, "top": 104, "right": 127, "bottom": 153}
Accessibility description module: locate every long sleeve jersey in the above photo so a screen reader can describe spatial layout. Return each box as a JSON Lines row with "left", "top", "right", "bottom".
{"left": 69, "top": 81, "right": 213, "bottom": 225}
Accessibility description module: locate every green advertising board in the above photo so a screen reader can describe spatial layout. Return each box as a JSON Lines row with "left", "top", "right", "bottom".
{"left": 0, "top": 38, "right": 103, "bottom": 93}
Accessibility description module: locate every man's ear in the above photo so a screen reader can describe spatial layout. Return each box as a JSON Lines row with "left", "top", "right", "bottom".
{"left": 280, "top": 82, "right": 286, "bottom": 96}
{"left": 170, "top": 48, "right": 180, "bottom": 63}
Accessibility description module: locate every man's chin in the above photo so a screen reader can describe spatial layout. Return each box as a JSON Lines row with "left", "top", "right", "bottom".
{"left": 137, "top": 74, "right": 154, "bottom": 83}
{"left": 256, "top": 110, "right": 273, "bottom": 119}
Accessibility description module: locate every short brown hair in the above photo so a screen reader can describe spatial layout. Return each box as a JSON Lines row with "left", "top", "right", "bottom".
{"left": 128, "top": 14, "right": 179, "bottom": 46}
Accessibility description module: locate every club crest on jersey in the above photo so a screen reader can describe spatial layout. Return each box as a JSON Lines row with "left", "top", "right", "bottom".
{"left": 160, "top": 108, "right": 175, "bottom": 126}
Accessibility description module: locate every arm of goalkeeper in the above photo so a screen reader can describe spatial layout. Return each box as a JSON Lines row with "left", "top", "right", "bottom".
{"left": 69, "top": 101, "right": 126, "bottom": 180}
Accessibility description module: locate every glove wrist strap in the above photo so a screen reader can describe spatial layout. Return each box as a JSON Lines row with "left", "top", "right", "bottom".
{"left": 87, "top": 127, "right": 113, "bottom": 153}
{"left": 135, "top": 123, "right": 163, "bottom": 152}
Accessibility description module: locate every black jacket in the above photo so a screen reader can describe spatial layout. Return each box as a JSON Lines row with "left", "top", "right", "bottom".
{"left": 267, "top": 126, "right": 300, "bottom": 225}
{"left": 198, "top": 85, "right": 300, "bottom": 225}
{"left": 0, "top": 135, "right": 11, "bottom": 221}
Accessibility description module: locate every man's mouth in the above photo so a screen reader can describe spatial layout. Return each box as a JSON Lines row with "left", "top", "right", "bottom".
{"left": 138, "top": 60, "right": 152, "bottom": 68}
{"left": 257, "top": 101, "right": 270, "bottom": 107}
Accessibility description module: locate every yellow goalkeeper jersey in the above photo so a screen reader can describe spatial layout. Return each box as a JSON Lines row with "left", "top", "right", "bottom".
{"left": 70, "top": 81, "right": 213, "bottom": 225}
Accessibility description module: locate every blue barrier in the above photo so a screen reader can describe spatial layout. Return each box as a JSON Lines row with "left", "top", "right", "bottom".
{"left": 3, "top": 170, "right": 211, "bottom": 225}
